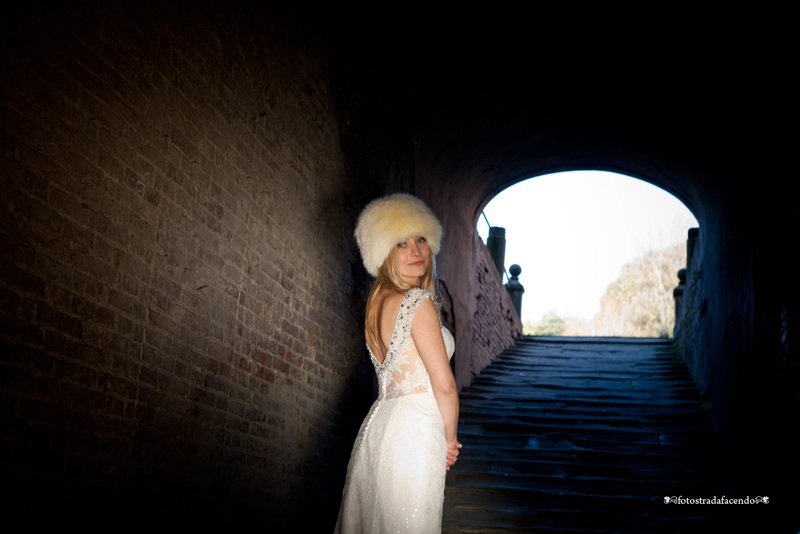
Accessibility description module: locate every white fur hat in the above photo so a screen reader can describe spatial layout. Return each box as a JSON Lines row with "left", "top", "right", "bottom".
{"left": 354, "top": 193, "right": 443, "bottom": 277}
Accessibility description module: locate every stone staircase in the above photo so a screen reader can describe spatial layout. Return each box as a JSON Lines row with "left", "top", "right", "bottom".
{"left": 441, "top": 336, "right": 772, "bottom": 533}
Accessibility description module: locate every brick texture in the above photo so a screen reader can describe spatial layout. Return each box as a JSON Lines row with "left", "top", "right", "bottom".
{"left": 1, "top": 3, "right": 368, "bottom": 531}
{"left": 469, "top": 234, "right": 523, "bottom": 377}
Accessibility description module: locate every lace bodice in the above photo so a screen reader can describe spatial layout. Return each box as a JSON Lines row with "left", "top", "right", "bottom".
{"left": 367, "top": 288, "right": 455, "bottom": 400}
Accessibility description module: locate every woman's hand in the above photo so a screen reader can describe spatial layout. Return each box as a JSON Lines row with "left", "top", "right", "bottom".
{"left": 446, "top": 440, "right": 462, "bottom": 471}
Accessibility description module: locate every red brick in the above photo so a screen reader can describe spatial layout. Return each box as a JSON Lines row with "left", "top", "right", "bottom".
{"left": 1, "top": 3, "right": 373, "bottom": 529}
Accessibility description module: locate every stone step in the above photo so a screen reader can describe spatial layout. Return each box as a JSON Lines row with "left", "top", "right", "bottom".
{"left": 441, "top": 336, "right": 766, "bottom": 533}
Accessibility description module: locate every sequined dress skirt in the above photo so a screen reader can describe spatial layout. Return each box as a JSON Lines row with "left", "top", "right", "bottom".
{"left": 334, "top": 389, "right": 446, "bottom": 533}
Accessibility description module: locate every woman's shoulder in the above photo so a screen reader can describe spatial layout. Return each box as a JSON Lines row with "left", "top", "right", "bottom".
{"left": 379, "top": 290, "right": 413, "bottom": 315}
{"left": 383, "top": 288, "right": 431, "bottom": 312}
{"left": 403, "top": 288, "right": 437, "bottom": 320}
{"left": 404, "top": 287, "right": 433, "bottom": 301}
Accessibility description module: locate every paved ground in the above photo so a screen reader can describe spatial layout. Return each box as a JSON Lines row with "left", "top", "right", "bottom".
{"left": 441, "top": 336, "right": 781, "bottom": 533}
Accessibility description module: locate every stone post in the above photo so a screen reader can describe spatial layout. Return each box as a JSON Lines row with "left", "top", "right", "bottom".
{"left": 486, "top": 226, "right": 506, "bottom": 281}
{"left": 505, "top": 264, "right": 525, "bottom": 319}
{"left": 673, "top": 268, "right": 686, "bottom": 324}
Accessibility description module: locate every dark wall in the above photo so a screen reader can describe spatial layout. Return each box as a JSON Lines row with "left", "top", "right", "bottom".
{"left": 1, "top": 2, "right": 373, "bottom": 531}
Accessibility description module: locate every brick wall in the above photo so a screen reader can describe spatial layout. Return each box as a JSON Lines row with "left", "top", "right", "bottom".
{"left": 1, "top": 3, "right": 368, "bottom": 531}
{"left": 469, "top": 234, "right": 522, "bottom": 377}
{"left": 673, "top": 228, "right": 709, "bottom": 392}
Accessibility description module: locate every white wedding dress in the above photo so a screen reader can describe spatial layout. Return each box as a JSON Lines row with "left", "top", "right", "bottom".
{"left": 335, "top": 288, "right": 456, "bottom": 533}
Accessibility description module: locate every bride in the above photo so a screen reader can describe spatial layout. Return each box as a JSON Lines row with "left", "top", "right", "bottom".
{"left": 335, "top": 193, "right": 461, "bottom": 533}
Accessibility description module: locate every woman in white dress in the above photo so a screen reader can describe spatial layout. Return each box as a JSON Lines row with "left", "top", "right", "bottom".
{"left": 335, "top": 193, "right": 461, "bottom": 533}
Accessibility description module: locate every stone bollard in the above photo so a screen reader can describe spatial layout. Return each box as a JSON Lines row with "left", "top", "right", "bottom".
{"left": 505, "top": 264, "right": 525, "bottom": 319}
{"left": 673, "top": 267, "right": 686, "bottom": 322}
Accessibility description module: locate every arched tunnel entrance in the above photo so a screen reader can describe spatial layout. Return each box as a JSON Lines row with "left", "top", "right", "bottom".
{"left": 407, "top": 85, "right": 718, "bottom": 391}
{"left": 476, "top": 170, "right": 698, "bottom": 336}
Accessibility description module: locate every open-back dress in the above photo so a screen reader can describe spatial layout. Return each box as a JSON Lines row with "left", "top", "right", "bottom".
{"left": 334, "top": 288, "right": 456, "bottom": 533}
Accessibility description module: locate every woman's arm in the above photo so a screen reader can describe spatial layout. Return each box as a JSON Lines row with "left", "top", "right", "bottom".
{"left": 412, "top": 297, "right": 461, "bottom": 469}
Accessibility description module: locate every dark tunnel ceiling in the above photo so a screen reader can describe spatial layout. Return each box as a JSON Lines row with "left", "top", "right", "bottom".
{"left": 326, "top": 5, "right": 781, "bottom": 215}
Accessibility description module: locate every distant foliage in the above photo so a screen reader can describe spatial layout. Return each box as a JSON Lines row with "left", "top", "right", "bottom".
{"left": 523, "top": 311, "right": 566, "bottom": 336}
{"left": 523, "top": 242, "right": 686, "bottom": 338}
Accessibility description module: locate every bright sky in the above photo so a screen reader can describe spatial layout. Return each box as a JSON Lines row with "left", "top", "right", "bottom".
{"left": 477, "top": 170, "right": 698, "bottom": 324}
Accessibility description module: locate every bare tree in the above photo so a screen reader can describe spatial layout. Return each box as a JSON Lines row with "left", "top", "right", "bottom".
{"left": 594, "top": 242, "right": 686, "bottom": 337}
{"left": 524, "top": 242, "right": 686, "bottom": 338}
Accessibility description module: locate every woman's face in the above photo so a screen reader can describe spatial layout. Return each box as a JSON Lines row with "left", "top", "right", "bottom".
{"left": 396, "top": 235, "right": 431, "bottom": 284}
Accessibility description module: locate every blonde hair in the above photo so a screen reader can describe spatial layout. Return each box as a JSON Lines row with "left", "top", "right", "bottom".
{"left": 364, "top": 244, "right": 438, "bottom": 352}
